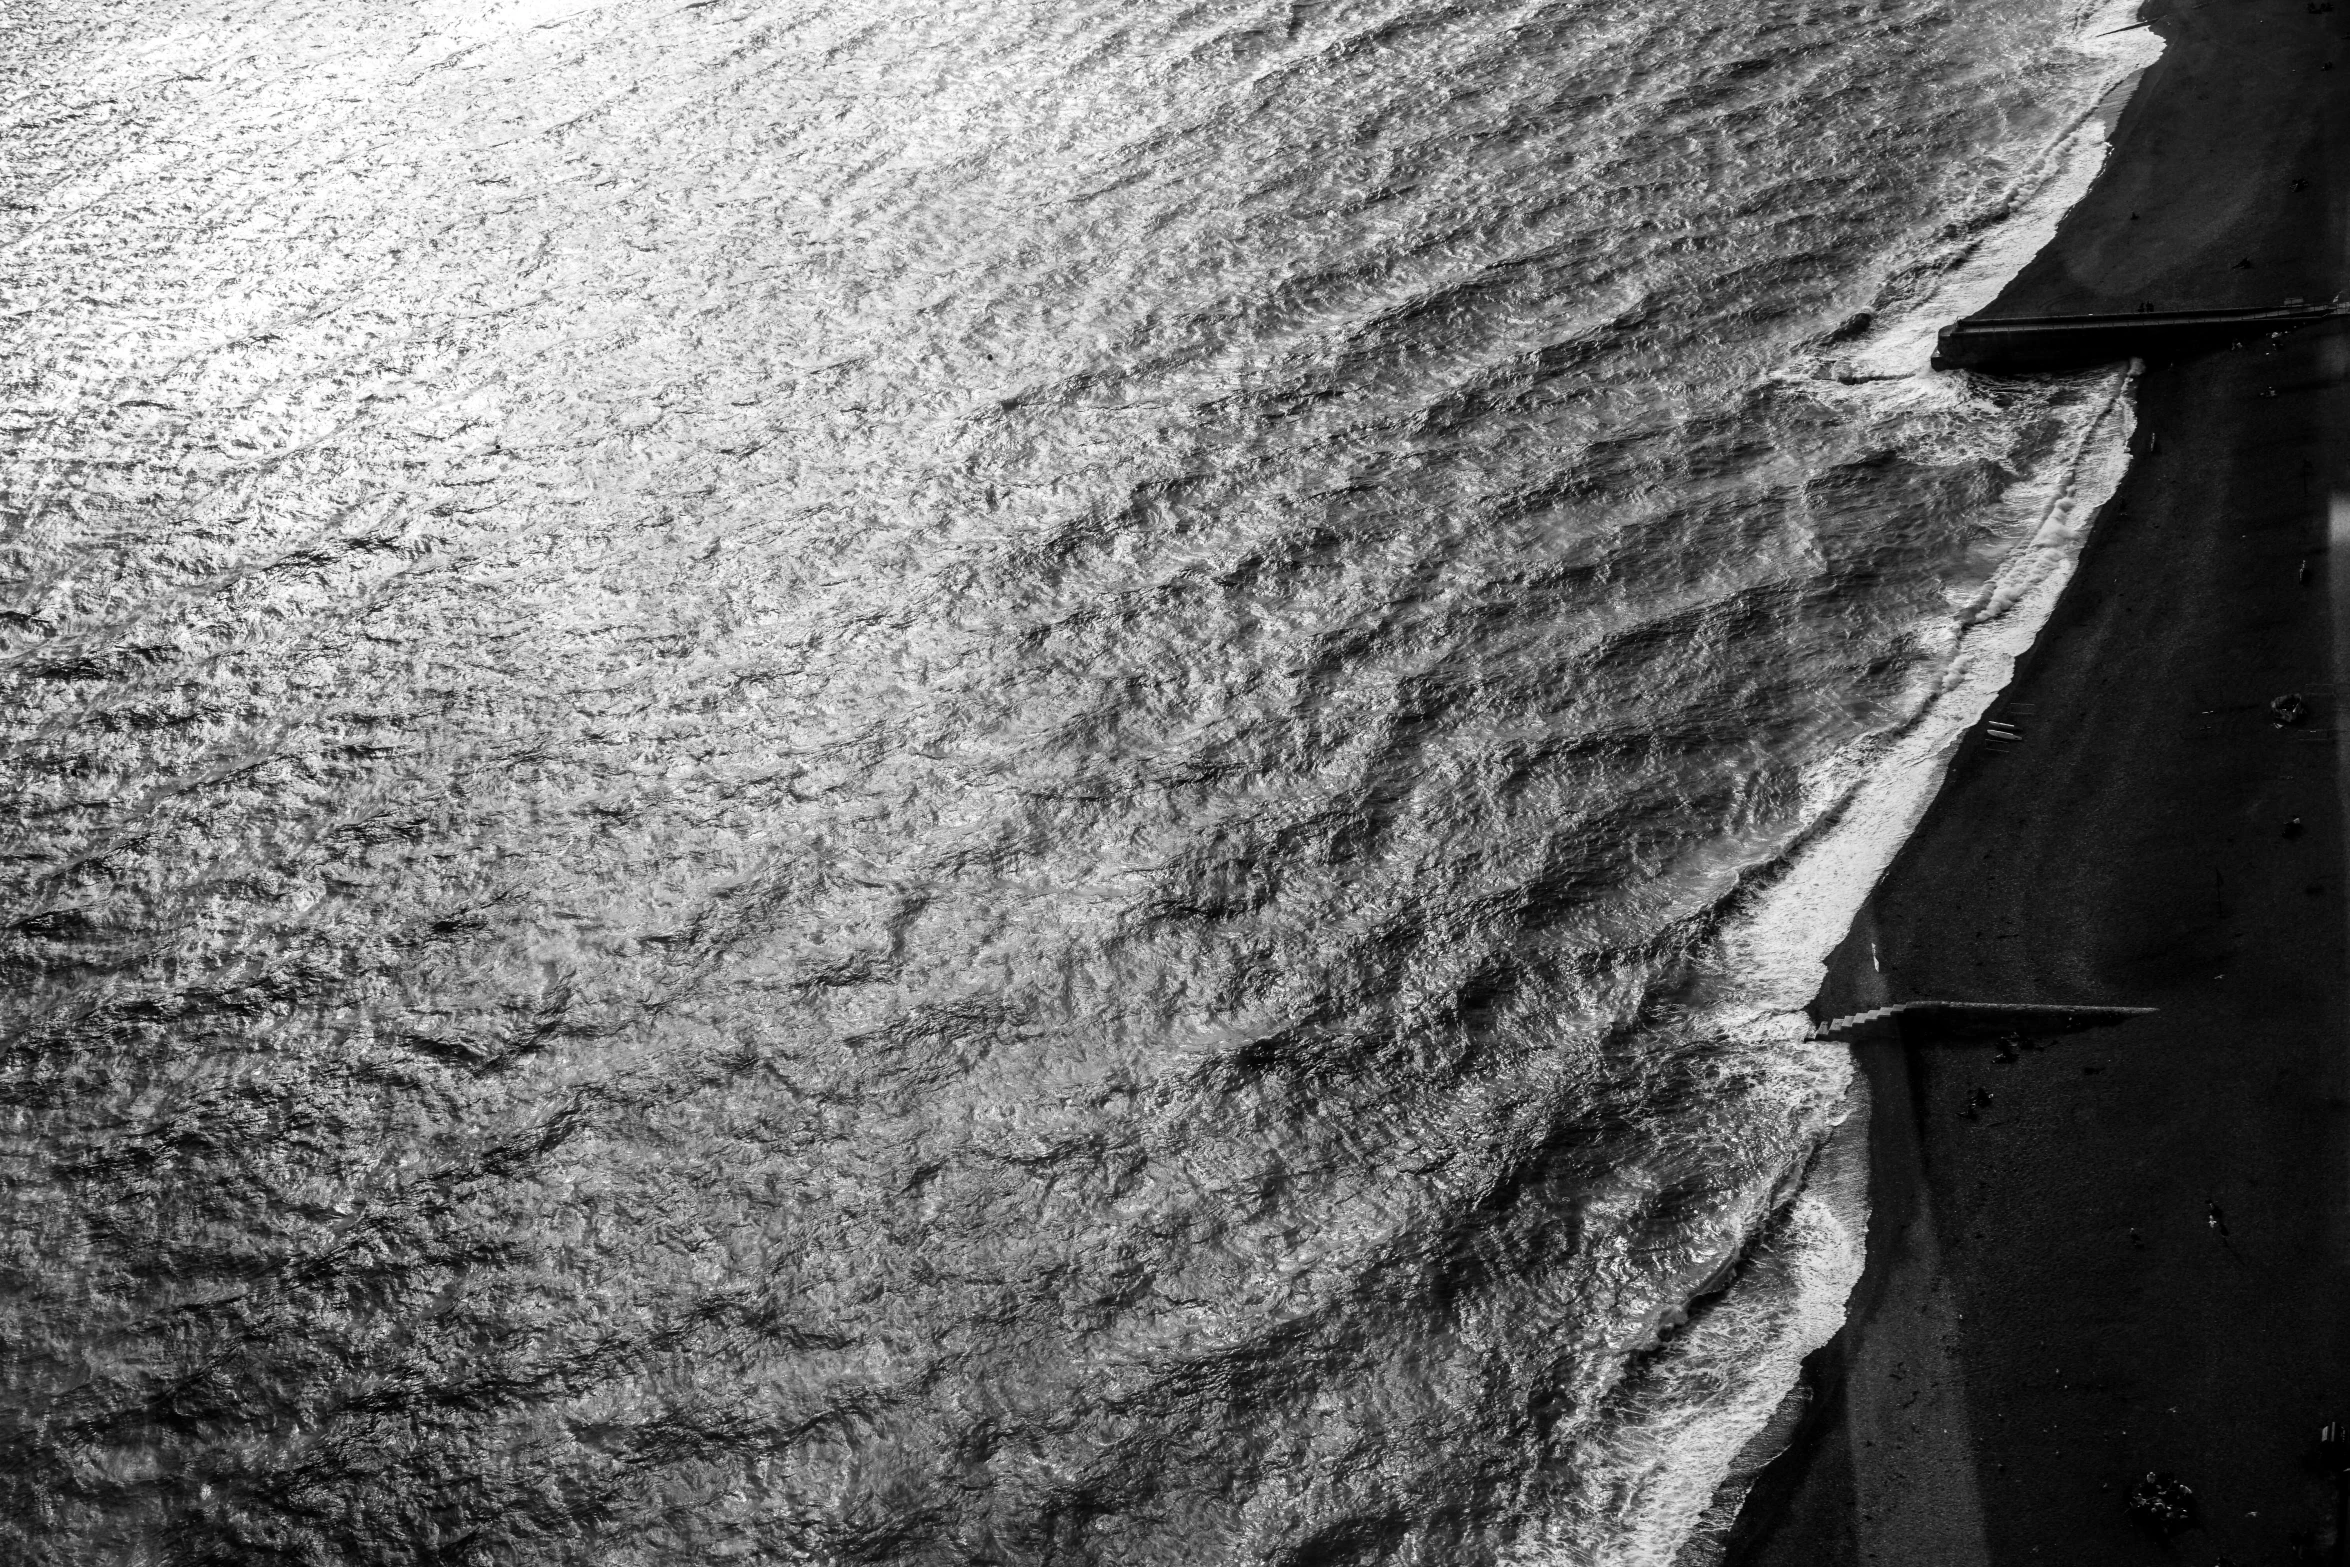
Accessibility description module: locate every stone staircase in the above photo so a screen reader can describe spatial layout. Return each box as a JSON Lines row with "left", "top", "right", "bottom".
{"left": 1810, "top": 1003, "right": 1908, "bottom": 1038}
{"left": 1809, "top": 1000, "right": 2157, "bottom": 1040}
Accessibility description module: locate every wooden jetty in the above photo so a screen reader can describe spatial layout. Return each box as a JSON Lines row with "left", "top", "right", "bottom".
{"left": 1931, "top": 299, "right": 2350, "bottom": 372}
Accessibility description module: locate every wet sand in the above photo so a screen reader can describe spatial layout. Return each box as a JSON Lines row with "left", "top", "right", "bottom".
{"left": 1727, "top": 0, "right": 2350, "bottom": 1561}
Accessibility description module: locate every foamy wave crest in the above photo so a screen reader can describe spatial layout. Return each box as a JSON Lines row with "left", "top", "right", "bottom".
{"left": 1517, "top": 6, "right": 2160, "bottom": 1562}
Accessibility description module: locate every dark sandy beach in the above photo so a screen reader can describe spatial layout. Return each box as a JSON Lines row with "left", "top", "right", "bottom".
{"left": 1728, "top": 1, "right": 2350, "bottom": 1561}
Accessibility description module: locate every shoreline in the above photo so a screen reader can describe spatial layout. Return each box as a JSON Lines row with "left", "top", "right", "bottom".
{"left": 1724, "top": 0, "right": 2350, "bottom": 1560}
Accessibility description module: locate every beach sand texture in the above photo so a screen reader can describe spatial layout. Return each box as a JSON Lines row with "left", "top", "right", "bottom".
{"left": 1727, "top": 0, "right": 2350, "bottom": 1561}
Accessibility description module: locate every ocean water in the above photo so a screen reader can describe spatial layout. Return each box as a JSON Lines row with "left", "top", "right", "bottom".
{"left": 0, "top": 2, "right": 2155, "bottom": 1563}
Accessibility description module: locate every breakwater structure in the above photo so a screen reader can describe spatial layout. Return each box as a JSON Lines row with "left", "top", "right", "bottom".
{"left": 1932, "top": 298, "right": 2350, "bottom": 372}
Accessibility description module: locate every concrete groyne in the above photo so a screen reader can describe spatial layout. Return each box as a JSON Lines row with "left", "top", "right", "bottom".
{"left": 1931, "top": 300, "right": 2348, "bottom": 372}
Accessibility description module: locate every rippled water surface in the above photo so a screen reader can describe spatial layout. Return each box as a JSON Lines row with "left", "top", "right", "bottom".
{"left": 1, "top": 1, "right": 2148, "bottom": 1561}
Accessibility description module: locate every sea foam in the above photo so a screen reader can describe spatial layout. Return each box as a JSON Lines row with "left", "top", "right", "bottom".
{"left": 1514, "top": 3, "right": 2164, "bottom": 1561}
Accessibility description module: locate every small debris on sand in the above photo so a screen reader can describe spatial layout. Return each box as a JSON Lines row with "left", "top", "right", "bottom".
{"left": 2126, "top": 1471, "right": 2196, "bottom": 1535}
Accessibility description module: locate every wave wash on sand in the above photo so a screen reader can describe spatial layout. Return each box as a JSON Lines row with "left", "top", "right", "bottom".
{"left": 1528, "top": 2, "right": 2164, "bottom": 1559}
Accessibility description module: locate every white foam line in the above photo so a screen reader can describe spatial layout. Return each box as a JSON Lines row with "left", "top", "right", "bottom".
{"left": 1584, "top": 368, "right": 2143, "bottom": 1567}
{"left": 1552, "top": 3, "right": 2170, "bottom": 1560}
